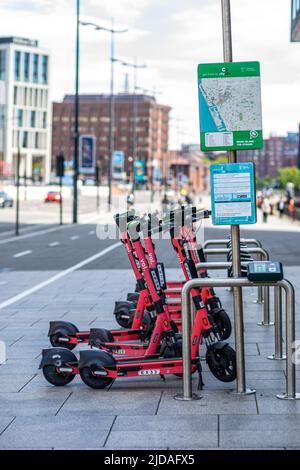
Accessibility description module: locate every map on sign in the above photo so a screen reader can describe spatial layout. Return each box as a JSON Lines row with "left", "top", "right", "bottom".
{"left": 198, "top": 62, "right": 263, "bottom": 151}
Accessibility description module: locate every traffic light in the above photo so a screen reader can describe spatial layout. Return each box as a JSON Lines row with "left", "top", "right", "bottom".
{"left": 56, "top": 154, "right": 65, "bottom": 178}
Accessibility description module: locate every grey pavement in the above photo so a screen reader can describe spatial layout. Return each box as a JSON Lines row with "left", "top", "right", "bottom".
{"left": 0, "top": 263, "right": 300, "bottom": 450}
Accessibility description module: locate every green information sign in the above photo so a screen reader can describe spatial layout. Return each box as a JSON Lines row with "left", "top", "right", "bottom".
{"left": 198, "top": 61, "right": 263, "bottom": 151}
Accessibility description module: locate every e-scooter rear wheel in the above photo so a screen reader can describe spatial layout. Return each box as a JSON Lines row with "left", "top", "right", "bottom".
{"left": 49, "top": 333, "right": 76, "bottom": 350}
{"left": 115, "top": 309, "right": 134, "bottom": 329}
{"left": 42, "top": 365, "right": 76, "bottom": 386}
{"left": 206, "top": 345, "right": 236, "bottom": 382}
{"left": 79, "top": 367, "right": 113, "bottom": 389}
{"left": 213, "top": 309, "right": 232, "bottom": 340}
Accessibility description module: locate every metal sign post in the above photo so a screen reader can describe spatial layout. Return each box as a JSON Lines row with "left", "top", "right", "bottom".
{"left": 56, "top": 154, "right": 65, "bottom": 226}
{"left": 95, "top": 164, "right": 100, "bottom": 211}
{"left": 221, "top": 0, "right": 255, "bottom": 395}
{"left": 15, "top": 146, "right": 20, "bottom": 236}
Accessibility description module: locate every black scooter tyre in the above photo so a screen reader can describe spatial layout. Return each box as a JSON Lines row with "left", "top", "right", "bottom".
{"left": 213, "top": 309, "right": 232, "bottom": 340}
{"left": 206, "top": 345, "right": 236, "bottom": 383}
{"left": 115, "top": 309, "right": 133, "bottom": 329}
{"left": 42, "top": 365, "right": 76, "bottom": 386}
{"left": 79, "top": 367, "right": 113, "bottom": 389}
{"left": 49, "top": 333, "right": 76, "bottom": 350}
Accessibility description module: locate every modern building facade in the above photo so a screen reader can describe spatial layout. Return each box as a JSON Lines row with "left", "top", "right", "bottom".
{"left": 51, "top": 94, "right": 170, "bottom": 183}
{"left": 238, "top": 132, "right": 299, "bottom": 179}
{"left": 0, "top": 37, "right": 51, "bottom": 182}
{"left": 291, "top": 0, "right": 300, "bottom": 41}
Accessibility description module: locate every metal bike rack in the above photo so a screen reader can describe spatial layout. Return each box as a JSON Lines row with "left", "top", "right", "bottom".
{"left": 201, "top": 247, "right": 272, "bottom": 326}
{"left": 203, "top": 239, "right": 264, "bottom": 304}
{"left": 267, "top": 286, "right": 286, "bottom": 361}
{"left": 174, "top": 277, "right": 300, "bottom": 402}
{"left": 203, "top": 238, "right": 262, "bottom": 249}
{"left": 195, "top": 260, "right": 281, "bottom": 362}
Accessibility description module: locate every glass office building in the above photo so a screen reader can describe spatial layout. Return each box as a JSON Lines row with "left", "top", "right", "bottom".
{"left": 0, "top": 37, "right": 51, "bottom": 181}
{"left": 291, "top": 0, "right": 300, "bottom": 41}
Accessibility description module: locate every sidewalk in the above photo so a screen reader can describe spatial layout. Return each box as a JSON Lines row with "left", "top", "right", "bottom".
{"left": 0, "top": 266, "right": 300, "bottom": 449}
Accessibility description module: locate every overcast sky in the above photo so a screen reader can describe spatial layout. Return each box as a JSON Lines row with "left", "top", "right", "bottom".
{"left": 0, "top": 0, "right": 299, "bottom": 148}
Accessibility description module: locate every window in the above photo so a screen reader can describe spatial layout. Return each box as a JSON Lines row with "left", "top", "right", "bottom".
{"left": 0, "top": 50, "right": 6, "bottom": 80}
{"left": 16, "top": 109, "right": 23, "bottom": 127}
{"left": 30, "top": 110, "right": 36, "bottom": 128}
{"left": 33, "top": 54, "right": 39, "bottom": 83}
{"left": 42, "top": 112, "right": 47, "bottom": 128}
{"left": 35, "top": 132, "right": 39, "bottom": 149}
{"left": 24, "top": 53, "right": 30, "bottom": 82}
{"left": 22, "top": 131, "right": 28, "bottom": 148}
{"left": 41, "top": 55, "right": 48, "bottom": 84}
{"left": 14, "top": 51, "right": 21, "bottom": 81}
{"left": 13, "top": 86, "right": 18, "bottom": 105}
{"left": 0, "top": 106, "right": 5, "bottom": 128}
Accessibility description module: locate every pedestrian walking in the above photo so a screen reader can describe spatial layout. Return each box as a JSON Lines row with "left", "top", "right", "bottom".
{"left": 261, "top": 196, "right": 271, "bottom": 223}
{"left": 288, "top": 198, "right": 296, "bottom": 221}
{"left": 127, "top": 192, "right": 134, "bottom": 210}
{"left": 277, "top": 198, "right": 285, "bottom": 218}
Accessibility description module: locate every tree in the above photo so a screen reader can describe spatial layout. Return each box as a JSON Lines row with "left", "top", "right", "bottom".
{"left": 277, "top": 167, "right": 300, "bottom": 190}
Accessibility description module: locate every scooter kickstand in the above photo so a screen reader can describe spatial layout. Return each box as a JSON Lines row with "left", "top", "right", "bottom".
{"left": 197, "top": 362, "right": 204, "bottom": 390}
{"left": 106, "top": 378, "right": 116, "bottom": 392}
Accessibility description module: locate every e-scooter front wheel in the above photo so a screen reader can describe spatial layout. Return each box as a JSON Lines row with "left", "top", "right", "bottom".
{"left": 213, "top": 309, "right": 232, "bottom": 340}
{"left": 42, "top": 365, "right": 76, "bottom": 386}
{"left": 79, "top": 367, "right": 113, "bottom": 389}
{"left": 206, "top": 344, "right": 236, "bottom": 382}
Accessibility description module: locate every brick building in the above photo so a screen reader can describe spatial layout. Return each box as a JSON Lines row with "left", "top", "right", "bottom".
{"left": 238, "top": 132, "right": 299, "bottom": 178}
{"left": 165, "top": 144, "right": 210, "bottom": 193}
{"left": 51, "top": 94, "right": 170, "bottom": 182}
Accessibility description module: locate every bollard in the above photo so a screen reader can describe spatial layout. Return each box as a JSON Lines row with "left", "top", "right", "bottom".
{"left": 257, "top": 286, "right": 273, "bottom": 326}
{"left": 268, "top": 286, "right": 286, "bottom": 360}
{"left": 277, "top": 279, "right": 300, "bottom": 400}
{"left": 174, "top": 281, "right": 202, "bottom": 401}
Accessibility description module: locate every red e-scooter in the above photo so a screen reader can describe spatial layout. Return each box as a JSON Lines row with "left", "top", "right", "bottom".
{"left": 45, "top": 209, "right": 207, "bottom": 356}
{"left": 47, "top": 208, "right": 231, "bottom": 354}
{"left": 40, "top": 213, "right": 236, "bottom": 389}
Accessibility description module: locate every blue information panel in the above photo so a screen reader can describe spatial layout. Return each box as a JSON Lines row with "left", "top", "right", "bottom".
{"left": 79, "top": 135, "right": 96, "bottom": 174}
{"left": 134, "top": 160, "right": 145, "bottom": 182}
{"left": 210, "top": 162, "right": 256, "bottom": 225}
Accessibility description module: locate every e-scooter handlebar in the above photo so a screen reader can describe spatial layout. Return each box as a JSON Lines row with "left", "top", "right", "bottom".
{"left": 127, "top": 207, "right": 211, "bottom": 240}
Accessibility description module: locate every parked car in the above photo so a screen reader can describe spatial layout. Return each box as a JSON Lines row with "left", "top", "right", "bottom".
{"left": 0, "top": 191, "right": 13, "bottom": 208}
{"left": 82, "top": 178, "right": 96, "bottom": 186}
{"left": 44, "top": 191, "right": 61, "bottom": 203}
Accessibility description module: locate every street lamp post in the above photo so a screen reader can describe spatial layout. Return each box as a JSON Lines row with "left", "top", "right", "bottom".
{"left": 73, "top": 0, "right": 80, "bottom": 224}
{"left": 80, "top": 19, "right": 128, "bottom": 209}
{"left": 115, "top": 59, "right": 147, "bottom": 194}
{"left": 134, "top": 86, "right": 162, "bottom": 199}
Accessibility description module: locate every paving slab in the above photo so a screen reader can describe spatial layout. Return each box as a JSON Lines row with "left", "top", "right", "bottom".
{"left": 157, "top": 390, "right": 258, "bottom": 415}
{"left": 0, "top": 374, "right": 36, "bottom": 392}
{"left": 256, "top": 391, "right": 300, "bottom": 414}
{"left": 0, "top": 415, "right": 114, "bottom": 449}
{"left": 59, "top": 389, "right": 162, "bottom": 416}
{"left": 106, "top": 430, "right": 218, "bottom": 449}
{"left": 220, "top": 431, "right": 300, "bottom": 449}
{"left": 0, "top": 391, "right": 71, "bottom": 416}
